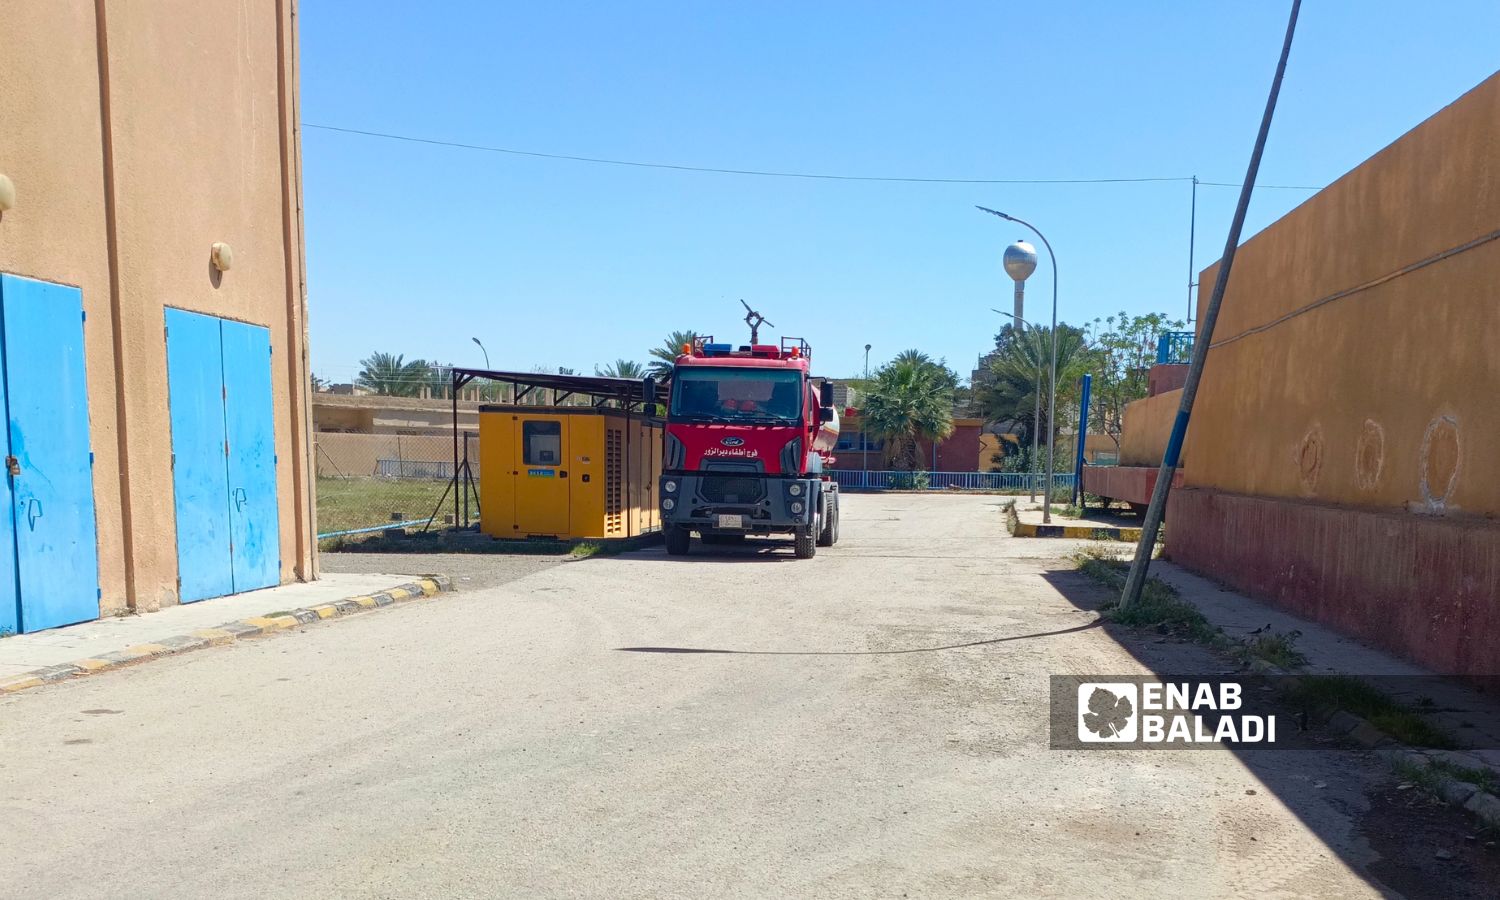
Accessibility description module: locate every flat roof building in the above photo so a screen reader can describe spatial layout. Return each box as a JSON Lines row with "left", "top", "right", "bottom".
{"left": 0, "top": 1, "right": 313, "bottom": 629}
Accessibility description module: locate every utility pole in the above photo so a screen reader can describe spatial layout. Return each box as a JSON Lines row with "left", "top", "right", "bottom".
{"left": 1119, "top": 0, "right": 1301, "bottom": 611}
{"left": 1187, "top": 176, "right": 1199, "bottom": 323}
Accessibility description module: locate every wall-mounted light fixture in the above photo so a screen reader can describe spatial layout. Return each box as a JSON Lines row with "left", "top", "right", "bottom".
{"left": 210, "top": 241, "right": 233, "bottom": 272}
{"left": 0, "top": 174, "right": 15, "bottom": 212}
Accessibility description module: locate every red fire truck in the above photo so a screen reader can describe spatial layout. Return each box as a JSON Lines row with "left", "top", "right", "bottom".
{"left": 657, "top": 333, "right": 841, "bottom": 558}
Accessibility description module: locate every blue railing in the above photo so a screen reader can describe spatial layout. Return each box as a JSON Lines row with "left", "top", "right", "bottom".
{"left": 829, "top": 470, "right": 1074, "bottom": 492}
{"left": 1155, "top": 331, "right": 1195, "bottom": 365}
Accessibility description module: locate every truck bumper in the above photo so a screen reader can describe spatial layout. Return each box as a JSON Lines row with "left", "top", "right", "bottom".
{"left": 659, "top": 473, "right": 819, "bottom": 535}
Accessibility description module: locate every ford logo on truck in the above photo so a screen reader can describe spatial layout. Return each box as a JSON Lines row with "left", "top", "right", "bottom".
{"left": 720, "top": 436, "right": 745, "bottom": 447}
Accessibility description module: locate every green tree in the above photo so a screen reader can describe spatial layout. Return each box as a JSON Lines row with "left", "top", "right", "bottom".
{"left": 861, "top": 352, "right": 958, "bottom": 470}
{"left": 355, "top": 352, "right": 432, "bottom": 397}
{"left": 648, "top": 331, "right": 700, "bottom": 378}
{"left": 974, "top": 325, "right": 1091, "bottom": 449}
{"left": 595, "top": 359, "right": 647, "bottom": 379}
{"left": 1087, "top": 312, "right": 1185, "bottom": 453}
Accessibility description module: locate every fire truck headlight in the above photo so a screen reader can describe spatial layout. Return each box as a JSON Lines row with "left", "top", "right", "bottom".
{"left": 664, "top": 480, "right": 678, "bottom": 493}
{"left": 787, "top": 483, "right": 803, "bottom": 497}
{"left": 790, "top": 501, "right": 804, "bottom": 514}
{"left": 662, "top": 498, "right": 676, "bottom": 511}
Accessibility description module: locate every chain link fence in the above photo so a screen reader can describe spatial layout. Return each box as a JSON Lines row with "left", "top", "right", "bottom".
{"left": 314, "top": 432, "right": 479, "bottom": 540}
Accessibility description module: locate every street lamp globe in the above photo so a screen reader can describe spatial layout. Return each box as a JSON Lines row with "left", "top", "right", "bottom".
{"left": 1002, "top": 240, "right": 1038, "bottom": 283}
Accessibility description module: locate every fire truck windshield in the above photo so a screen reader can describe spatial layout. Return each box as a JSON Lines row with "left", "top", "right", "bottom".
{"left": 670, "top": 367, "right": 803, "bottom": 423}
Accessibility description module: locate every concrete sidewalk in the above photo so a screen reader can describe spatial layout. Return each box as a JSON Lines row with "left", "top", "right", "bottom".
{"left": 0, "top": 573, "right": 450, "bottom": 691}
{"left": 1149, "top": 558, "right": 1500, "bottom": 757}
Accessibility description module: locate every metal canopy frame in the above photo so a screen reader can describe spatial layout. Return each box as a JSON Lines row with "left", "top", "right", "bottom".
{"left": 434, "top": 366, "right": 668, "bottom": 534}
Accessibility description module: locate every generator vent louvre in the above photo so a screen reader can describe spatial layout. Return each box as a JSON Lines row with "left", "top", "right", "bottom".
{"left": 605, "top": 428, "right": 623, "bottom": 535}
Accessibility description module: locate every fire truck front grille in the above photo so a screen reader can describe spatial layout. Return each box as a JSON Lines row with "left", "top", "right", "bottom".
{"left": 699, "top": 475, "right": 765, "bottom": 505}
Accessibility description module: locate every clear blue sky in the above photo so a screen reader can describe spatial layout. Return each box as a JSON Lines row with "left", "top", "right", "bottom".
{"left": 300, "top": 2, "right": 1499, "bottom": 383}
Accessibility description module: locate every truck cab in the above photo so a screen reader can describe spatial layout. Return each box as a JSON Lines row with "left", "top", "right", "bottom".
{"left": 658, "top": 337, "right": 840, "bottom": 558}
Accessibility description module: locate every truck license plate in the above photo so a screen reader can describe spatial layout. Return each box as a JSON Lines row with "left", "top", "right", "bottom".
{"left": 716, "top": 514, "right": 744, "bottom": 529}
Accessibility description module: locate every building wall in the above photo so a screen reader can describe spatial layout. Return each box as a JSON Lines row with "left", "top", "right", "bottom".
{"left": 1119, "top": 389, "right": 1189, "bottom": 468}
{"left": 914, "top": 419, "right": 983, "bottom": 472}
{"left": 0, "top": 1, "right": 312, "bottom": 616}
{"left": 0, "top": 0, "right": 124, "bottom": 612}
{"left": 1189, "top": 73, "right": 1499, "bottom": 515}
{"left": 1160, "top": 72, "right": 1500, "bottom": 680}
{"left": 830, "top": 416, "right": 983, "bottom": 471}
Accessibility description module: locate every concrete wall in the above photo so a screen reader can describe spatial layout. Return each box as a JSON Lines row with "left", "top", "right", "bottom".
{"left": 0, "top": 1, "right": 312, "bottom": 616}
{"left": 1119, "top": 389, "right": 1187, "bottom": 468}
{"left": 313, "top": 394, "right": 483, "bottom": 435}
{"left": 1162, "top": 72, "right": 1500, "bottom": 680}
{"left": 1190, "top": 72, "right": 1499, "bottom": 516}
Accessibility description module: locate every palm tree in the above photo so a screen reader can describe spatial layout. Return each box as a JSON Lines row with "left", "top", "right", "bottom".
{"left": 861, "top": 354, "right": 957, "bottom": 470}
{"left": 355, "top": 352, "right": 432, "bottom": 397}
{"left": 975, "top": 325, "right": 1091, "bottom": 447}
{"left": 648, "top": 331, "right": 700, "bottom": 377}
{"left": 595, "top": 359, "right": 647, "bottom": 379}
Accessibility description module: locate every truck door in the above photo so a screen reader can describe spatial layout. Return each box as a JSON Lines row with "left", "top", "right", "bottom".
{"left": 515, "top": 416, "right": 570, "bottom": 536}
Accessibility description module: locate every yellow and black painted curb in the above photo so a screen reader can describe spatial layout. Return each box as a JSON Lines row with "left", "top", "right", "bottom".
{"left": 1012, "top": 522, "right": 1143, "bottom": 542}
{"left": 1001, "top": 499, "right": 1140, "bottom": 542}
{"left": 0, "top": 576, "right": 452, "bottom": 696}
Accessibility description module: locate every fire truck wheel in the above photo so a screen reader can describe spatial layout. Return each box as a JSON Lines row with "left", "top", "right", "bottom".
{"left": 665, "top": 526, "right": 691, "bottom": 556}
{"left": 816, "top": 495, "right": 835, "bottom": 547}
{"left": 794, "top": 524, "right": 817, "bottom": 559}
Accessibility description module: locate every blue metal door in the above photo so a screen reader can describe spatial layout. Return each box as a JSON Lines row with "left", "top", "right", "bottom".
{"left": 165, "top": 308, "right": 234, "bottom": 602}
{"left": 221, "top": 320, "right": 279, "bottom": 591}
{"left": 0, "top": 275, "right": 100, "bottom": 631}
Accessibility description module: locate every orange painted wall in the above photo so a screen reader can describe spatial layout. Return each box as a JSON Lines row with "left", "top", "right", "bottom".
{"left": 1185, "top": 72, "right": 1500, "bottom": 518}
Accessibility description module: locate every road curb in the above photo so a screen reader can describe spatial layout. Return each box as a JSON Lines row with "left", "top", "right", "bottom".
{"left": 1000, "top": 499, "right": 1141, "bottom": 542}
{"left": 1013, "top": 522, "right": 1144, "bottom": 541}
{"left": 0, "top": 576, "right": 452, "bottom": 696}
{"left": 1246, "top": 656, "right": 1500, "bottom": 832}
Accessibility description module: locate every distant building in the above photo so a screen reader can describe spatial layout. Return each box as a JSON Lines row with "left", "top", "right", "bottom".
{"left": 831, "top": 411, "right": 985, "bottom": 472}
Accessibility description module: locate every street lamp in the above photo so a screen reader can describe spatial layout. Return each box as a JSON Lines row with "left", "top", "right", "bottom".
{"left": 978, "top": 205, "right": 1060, "bottom": 524}
{"left": 990, "top": 307, "right": 1044, "bottom": 506}
{"left": 471, "top": 336, "right": 490, "bottom": 369}
{"left": 862, "top": 343, "right": 872, "bottom": 477}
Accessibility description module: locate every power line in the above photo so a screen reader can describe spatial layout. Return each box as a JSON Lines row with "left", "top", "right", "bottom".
{"left": 1199, "top": 179, "right": 1320, "bottom": 190}
{"left": 304, "top": 122, "right": 1322, "bottom": 190}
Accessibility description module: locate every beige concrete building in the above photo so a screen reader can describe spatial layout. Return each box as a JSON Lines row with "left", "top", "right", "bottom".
{"left": 0, "top": 1, "right": 313, "bottom": 630}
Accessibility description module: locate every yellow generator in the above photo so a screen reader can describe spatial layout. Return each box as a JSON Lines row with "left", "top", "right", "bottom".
{"left": 478, "top": 406, "right": 663, "bottom": 540}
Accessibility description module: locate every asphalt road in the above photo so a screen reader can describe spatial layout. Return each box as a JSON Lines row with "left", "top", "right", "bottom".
{"left": 0, "top": 495, "right": 1483, "bottom": 898}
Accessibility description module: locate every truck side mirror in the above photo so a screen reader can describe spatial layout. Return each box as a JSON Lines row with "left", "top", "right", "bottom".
{"left": 819, "top": 381, "right": 834, "bottom": 408}
{"left": 820, "top": 407, "right": 835, "bottom": 423}
{"left": 642, "top": 375, "right": 657, "bottom": 403}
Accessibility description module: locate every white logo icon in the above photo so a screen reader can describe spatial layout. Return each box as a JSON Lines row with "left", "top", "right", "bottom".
{"left": 1077, "top": 683, "right": 1138, "bottom": 742}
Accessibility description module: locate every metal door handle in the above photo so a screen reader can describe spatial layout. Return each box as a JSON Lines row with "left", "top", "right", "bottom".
{"left": 233, "top": 487, "right": 247, "bottom": 511}
{"left": 25, "top": 498, "right": 41, "bottom": 531}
